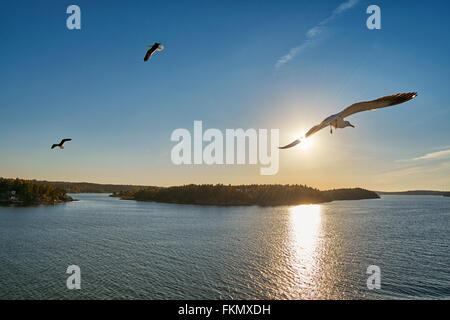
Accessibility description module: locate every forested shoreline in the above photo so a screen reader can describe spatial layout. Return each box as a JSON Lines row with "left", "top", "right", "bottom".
{"left": 6, "top": 177, "right": 449, "bottom": 208}
{"left": 112, "top": 184, "right": 380, "bottom": 206}
{"left": 377, "top": 190, "right": 450, "bottom": 197}
{"left": 33, "top": 180, "right": 147, "bottom": 194}
{"left": 0, "top": 178, "right": 73, "bottom": 206}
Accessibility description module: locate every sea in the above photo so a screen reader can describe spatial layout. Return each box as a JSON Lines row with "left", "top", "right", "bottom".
{"left": 0, "top": 194, "right": 448, "bottom": 299}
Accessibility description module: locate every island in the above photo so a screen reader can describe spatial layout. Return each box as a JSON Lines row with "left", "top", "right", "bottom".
{"left": 377, "top": 190, "right": 450, "bottom": 197}
{"left": 111, "top": 184, "right": 380, "bottom": 206}
{"left": 0, "top": 178, "right": 73, "bottom": 206}
{"left": 1, "top": 178, "right": 381, "bottom": 207}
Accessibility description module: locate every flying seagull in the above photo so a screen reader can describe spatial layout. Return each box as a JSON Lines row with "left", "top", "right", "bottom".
{"left": 144, "top": 42, "right": 164, "bottom": 62}
{"left": 51, "top": 138, "right": 72, "bottom": 150}
{"left": 279, "top": 92, "right": 418, "bottom": 149}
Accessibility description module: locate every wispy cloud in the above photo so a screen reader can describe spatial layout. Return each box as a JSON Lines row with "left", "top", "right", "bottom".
{"left": 377, "top": 148, "right": 450, "bottom": 188}
{"left": 397, "top": 148, "right": 450, "bottom": 162}
{"left": 275, "top": 0, "right": 359, "bottom": 68}
{"left": 411, "top": 149, "right": 450, "bottom": 161}
{"left": 374, "top": 161, "right": 450, "bottom": 187}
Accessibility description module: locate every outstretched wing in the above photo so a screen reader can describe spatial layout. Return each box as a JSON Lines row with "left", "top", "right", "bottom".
{"left": 144, "top": 49, "right": 153, "bottom": 61}
{"left": 339, "top": 92, "right": 417, "bottom": 119}
{"left": 279, "top": 139, "right": 301, "bottom": 149}
{"left": 279, "top": 114, "right": 340, "bottom": 149}
{"left": 61, "top": 138, "right": 72, "bottom": 144}
{"left": 51, "top": 144, "right": 58, "bottom": 149}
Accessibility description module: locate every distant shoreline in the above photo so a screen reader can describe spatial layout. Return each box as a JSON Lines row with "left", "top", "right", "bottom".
{"left": 2, "top": 177, "right": 449, "bottom": 208}
{"left": 377, "top": 190, "right": 450, "bottom": 197}
{"left": 3, "top": 178, "right": 449, "bottom": 195}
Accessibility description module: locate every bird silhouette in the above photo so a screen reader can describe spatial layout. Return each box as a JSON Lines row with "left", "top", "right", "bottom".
{"left": 144, "top": 42, "right": 164, "bottom": 62}
{"left": 280, "top": 92, "right": 417, "bottom": 149}
{"left": 51, "top": 138, "right": 72, "bottom": 150}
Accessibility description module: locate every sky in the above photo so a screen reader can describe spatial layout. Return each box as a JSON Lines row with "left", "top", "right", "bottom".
{"left": 0, "top": 0, "right": 449, "bottom": 191}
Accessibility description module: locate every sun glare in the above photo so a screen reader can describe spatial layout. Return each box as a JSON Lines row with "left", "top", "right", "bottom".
{"left": 293, "top": 132, "right": 313, "bottom": 150}
{"left": 300, "top": 136, "right": 313, "bottom": 150}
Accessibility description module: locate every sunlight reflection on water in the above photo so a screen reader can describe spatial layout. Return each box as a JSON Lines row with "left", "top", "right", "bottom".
{"left": 288, "top": 204, "right": 323, "bottom": 298}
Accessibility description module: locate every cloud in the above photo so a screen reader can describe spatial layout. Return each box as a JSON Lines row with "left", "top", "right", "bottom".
{"left": 275, "top": 0, "right": 359, "bottom": 68}
{"left": 333, "top": 0, "right": 359, "bottom": 15}
{"left": 374, "top": 161, "right": 450, "bottom": 187}
{"left": 388, "top": 162, "right": 450, "bottom": 176}
{"left": 275, "top": 39, "right": 318, "bottom": 69}
{"left": 397, "top": 148, "right": 450, "bottom": 162}
{"left": 306, "top": 26, "right": 323, "bottom": 38}
{"left": 412, "top": 149, "right": 450, "bottom": 161}
{"left": 378, "top": 146, "right": 450, "bottom": 188}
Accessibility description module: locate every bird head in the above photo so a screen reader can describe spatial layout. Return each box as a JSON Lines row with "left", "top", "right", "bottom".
{"left": 345, "top": 121, "right": 355, "bottom": 128}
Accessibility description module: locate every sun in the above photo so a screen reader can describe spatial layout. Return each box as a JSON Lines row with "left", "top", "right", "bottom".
{"left": 299, "top": 136, "right": 313, "bottom": 150}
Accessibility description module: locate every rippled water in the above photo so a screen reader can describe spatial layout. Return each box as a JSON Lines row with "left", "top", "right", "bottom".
{"left": 0, "top": 194, "right": 449, "bottom": 299}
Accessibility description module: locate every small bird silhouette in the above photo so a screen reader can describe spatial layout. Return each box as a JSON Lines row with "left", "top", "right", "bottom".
{"left": 144, "top": 42, "right": 164, "bottom": 62}
{"left": 51, "top": 138, "right": 72, "bottom": 150}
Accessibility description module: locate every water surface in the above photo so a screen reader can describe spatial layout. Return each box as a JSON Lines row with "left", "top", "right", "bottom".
{"left": 0, "top": 194, "right": 448, "bottom": 299}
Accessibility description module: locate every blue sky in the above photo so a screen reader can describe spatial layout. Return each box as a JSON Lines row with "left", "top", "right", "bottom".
{"left": 0, "top": 0, "right": 449, "bottom": 190}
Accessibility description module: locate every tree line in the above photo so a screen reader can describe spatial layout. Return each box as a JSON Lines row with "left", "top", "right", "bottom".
{"left": 0, "top": 178, "right": 73, "bottom": 205}
{"left": 113, "top": 184, "right": 380, "bottom": 206}
{"left": 33, "top": 180, "right": 147, "bottom": 194}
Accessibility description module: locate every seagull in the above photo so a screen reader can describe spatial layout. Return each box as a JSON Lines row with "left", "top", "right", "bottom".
{"left": 144, "top": 42, "right": 164, "bottom": 62}
{"left": 279, "top": 92, "right": 418, "bottom": 149}
{"left": 51, "top": 138, "right": 72, "bottom": 150}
